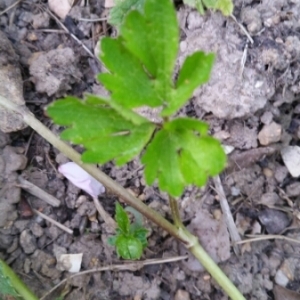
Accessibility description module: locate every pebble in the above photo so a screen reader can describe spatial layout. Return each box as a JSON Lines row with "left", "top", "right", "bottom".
{"left": 14, "top": 220, "right": 30, "bottom": 232}
{"left": 20, "top": 229, "right": 37, "bottom": 254}
{"left": 260, "top": 192, "right": 280, "bottom": 206}
{"left": 30, "top": 222, "right": 44, "bottom": 237}
{"left": 0, "top": 203, "right": 16, "bottom": 227}
{"left": 3, "top": 146, "right": 27, "bottom": 173}
{"left": 274, "top": 166, "right": 289, "bottom": 183}
{"left": 32, "top": 12, "right": 50, "bottom": 29}
{"left": 45, "top": 225, "right": 61, "bottom": 240}
{"left": 286, "top": 182, "right": 300, "bottom": 197}
{"left": 0, "top": 232, "right": 14, "bottom": 250}
{"left": 281, "top": 146, "right": 300, "bottom": 177}
{"left": 262, "top": 167, "right": 273, "bottom": 178}
{"left": 258, "top": 122, "right": 282, "bottom": 145}
{"left": 6, "top": 237, "right": 19, "bottom": 253}
{"left": 258, "top": 209, "right": 290, "bottom": 234}
{"left": 24, "top": 258, "right": 31, "bottom": 274}
{"left": 260, "top": 111, "right": 273, "bottom": 125}
{"left": 174, "top": 289, "right": 190, "bottom": 300}
{"left": 275, "top": 258, "right": 297, "bottom": 287}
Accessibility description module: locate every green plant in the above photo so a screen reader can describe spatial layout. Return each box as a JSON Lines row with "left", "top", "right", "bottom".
{"left": 47, "top": 0, "right": 226, "bottom": 197}
{"left": 0, "top": 0, "right": 245, "bottom": 298}
{"left": 45, "top": 0, "right": 245, "bottom": 298}
{"left": 0, "top": 259, "right": 38, "bottom": 300}
{"left": 109, "top": 0, "right": 233, "bottom": 28}
{"left": 108, "top": 203, "right": 148, "bottom": 259}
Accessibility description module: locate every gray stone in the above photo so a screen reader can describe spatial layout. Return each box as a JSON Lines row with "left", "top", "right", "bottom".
{"left": 258, "top": 122, "right": 282, "bottom": 146}
{"left": 30, "top": 222, "right": 44, "bottom": 237}
{"left": 0, "top": 203, "right": 15, "bottom": 227}
{"left": 258, "top": 209, "right": 291, "bottom": 234}
{"left": 281, "top": 146, "right": 300, "bottom": 177}
{"left": 20, "top": 229, "right": 36, "bottom": 254}
{"left": 286, "top": 182, "right": 300, "bottom": 197}
{"left": 0, "top": 232, "right": 13, "bottom": 250}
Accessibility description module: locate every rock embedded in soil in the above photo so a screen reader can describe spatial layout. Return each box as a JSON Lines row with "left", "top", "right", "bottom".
{"left": 20, "top": 229, "right": 37, "bottom": 254}
{"left": 0, "top": 31, "right": 28, "bottom": 132}
{"left": 2, "top": 146, "right": 27, "bottom": 173}
{"left": 260, "top": 111, "right": 273, "bottom": 125}
{"left": 286, "top": 182, "right": 300, "bottom": 197}
{"left": 0, "top": 230, "right": 14, "bottom": 250}
{"left": 180, "top": 13, "right": 274, "bottom": 119}
{"left": 228, "top": 122, "right": 258, "bottom": 149}
{"left": 281, "top": 146, "right": 300, "bottom": 177}
{"left": 275, "top": 257, "right": 298, "bottom": 287}
{"left": 0, "top": 203, "right": 17, "bottom": 227}
{"left": 259, "top": 192, "right": 281, "bottom": 206}
{"left": 174, "top": 289, "right": 190, "bottom": 300}
{"left": 29, "top": 47, "right": 82, "bottom": 96}
{"left": 258, "top": 122, "right": 282, "bottom": 145}
{"left": 258, "top": 209, "right": 291, "bottom": 234}
{"left": 274, "top": 165, "right": 288, "bottom": 183}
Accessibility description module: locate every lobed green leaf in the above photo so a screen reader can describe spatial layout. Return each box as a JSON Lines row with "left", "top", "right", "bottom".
{"left": 47, "top": 96, "right": 155, "bottom": 165}
{"left": 100, "top": 0, "right": 179, "bottom": 110}
{"left": 99, "top": 37, "right": 162, "bottom": 108}
{"left": 142, "top": 118, "right": 226, "bottom": 197}
{"left": 163, "top": 52, "right": 215, "bottom": 116}
{"left": 115, "top": 235, "right": 143, "bottom": 259}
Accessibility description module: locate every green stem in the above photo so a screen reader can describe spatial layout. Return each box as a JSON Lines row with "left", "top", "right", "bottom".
{"left": 0, "top": 259, "right": 38, "bottom": 300}
{"left": 0, "top": 96, "right": 245, "bottom": 300}
{"left": 169, "top": 195, "right": 184, "bottom": 228}
{"left": 189, "top": 240, "right": 245, "bottom": 300}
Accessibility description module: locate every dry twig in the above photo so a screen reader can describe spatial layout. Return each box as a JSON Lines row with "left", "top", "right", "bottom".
{"left": 0, "top": 0, "right": 22, "bottom": 16}
{"left": 18, "top": 176, "right": 61, "bottom": 207}
{"left": 236, "top": 234, "right": 300, "bottom": 245}
{"left": 92, "top": 197, "right": 117, "bottom": 230}
{"left": 230, "top": 14, "right": 254, "bottom": 44}
{"left": 33, "top": 209, "right": 73, "bottom": 235}
{"left": 40, "top": 255, "right": 188, "bottom": 300}
{"left": 213, "top": 175, "right": 241, "bottom": 255}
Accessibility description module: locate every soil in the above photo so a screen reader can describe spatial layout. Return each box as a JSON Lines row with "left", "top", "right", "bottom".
{"left": 1, "top": 0, "right": 300, "bottom": 299}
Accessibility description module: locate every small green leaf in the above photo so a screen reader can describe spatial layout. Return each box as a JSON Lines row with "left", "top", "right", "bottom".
{"left": 47, "top": 96, "right": 155, "bottom": 165}
{"left": 115, "top": 203, "right": 130, "bottom": 234}
{"left": 115, "top": 235, "right": 143, "bottom": 259}
{"left": 142, "top": 118, "right": 226, "bottom": 197}
{"left": 183, "top": 0, "right": 233, "bottom": 16}
{"left": 142, "top": 128, "right": 185, "bottom": 196}
{"left": 101, "top": 0, "right": 179, "bottom": 109}
{"left": 109, "top": 0, "right": 146, "bottom": 28}
{"left": 109, "top": 204, "right": 148, "bottom": 259}
{"left": 143, "top": 0, "right": 179, "bottom": 99}
{"left": 121, "top": 10, "right": 156, "bottom": 76}
{"left": 107, "top": 235, "right": 117, "bottom": 246}
{"left": 215, "top": 0, "right": 234, "bottom": 16}
{"left": 183, "top": 0, "right": 205, "bottom": 14}
{"left": 99, "top": 37, "right": 162, "bottom": 108}
{"left": 132, "top": 227, "right": 148, "bottom": 248}
{"left": 162, "top": 52, "right": 215, "bottom": 116}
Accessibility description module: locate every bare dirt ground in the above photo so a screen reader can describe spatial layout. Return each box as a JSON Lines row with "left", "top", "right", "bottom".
{"left": 1, "top": 0, "right": 300, "bottom": 299}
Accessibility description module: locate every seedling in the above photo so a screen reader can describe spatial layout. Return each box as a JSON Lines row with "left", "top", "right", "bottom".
{"left": 108, "top": 203, "right": 148, "bottom": 259}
